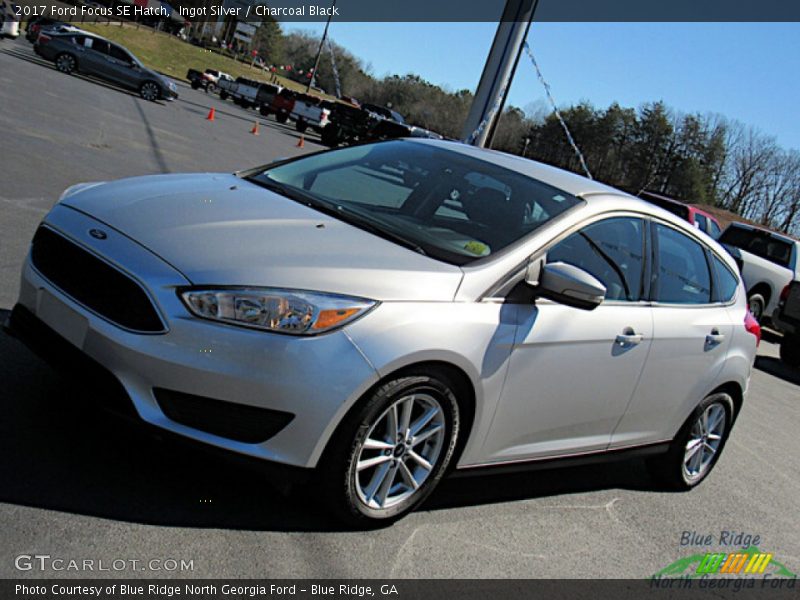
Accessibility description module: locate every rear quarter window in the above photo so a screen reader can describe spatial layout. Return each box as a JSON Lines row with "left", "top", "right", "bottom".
{"left": 712, "top": 255, "right": 739, "bottom": 302}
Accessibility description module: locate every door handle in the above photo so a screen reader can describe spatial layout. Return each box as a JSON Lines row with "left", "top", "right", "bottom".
{"left": 706, "top": 329, "right": 725, "bottom": 345}
{"left": 616, "top": 329, "right": 644, "bottom": 346}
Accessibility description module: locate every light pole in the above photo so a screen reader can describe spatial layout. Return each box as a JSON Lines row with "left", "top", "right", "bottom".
{"left": 306, "top": 0, "right": 337, "bottom": 93}
{"left": 461, "top": 0, "right": 538, "bottom": 147}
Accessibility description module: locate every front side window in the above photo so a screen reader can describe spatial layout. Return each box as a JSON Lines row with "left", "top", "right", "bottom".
{"left": 547, "top": 217, "right": 645, "bottom": 302}
{"left": 248, "top": 141, "right": 583, "bottom": 265}
{"left": 654, "top": 224, "right": 712, "bottom": 304}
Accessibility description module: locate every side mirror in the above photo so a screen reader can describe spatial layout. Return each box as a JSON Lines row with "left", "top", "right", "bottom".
{"left": 527, "top": 261, "right": 606, "bottom": 310}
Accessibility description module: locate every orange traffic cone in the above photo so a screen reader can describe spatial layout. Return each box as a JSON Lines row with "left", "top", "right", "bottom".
{"left": 250, "top": 121, "right": 260, "bottom": 135}
{"left": 206, "top": 107, "right": 215, "bottom": 121}
{"left": 296, "top": 135, "right": 304, "bottom": 148}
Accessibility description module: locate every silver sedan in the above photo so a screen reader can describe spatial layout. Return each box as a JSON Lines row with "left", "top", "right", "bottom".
{"left": 6, "top": 140, "right": 759, "bottom": 526}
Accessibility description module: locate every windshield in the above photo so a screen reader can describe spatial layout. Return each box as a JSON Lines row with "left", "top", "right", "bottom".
{"left": 718, "top": 226, "right": 793, "bottom": 269}
{"left": 246, "top": 141, "right": 583, "bottom": 265}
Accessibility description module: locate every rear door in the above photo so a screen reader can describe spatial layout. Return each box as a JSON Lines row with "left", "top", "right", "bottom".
{"left": 79, "top": 36, "right": 111, "bottom": 77}
{"left": 610, "top": 221, "right": 736, "bottom": 447}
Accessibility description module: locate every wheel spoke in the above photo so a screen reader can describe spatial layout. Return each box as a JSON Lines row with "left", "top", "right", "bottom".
{"left": 411, "top": 422, "right": 443, "bottom": 446}
{"left": 357, "top": 454, "right": 392, "bottom": 472}
{"left": 708, "top": 408, "right": 725, "bottom": 433}
{"left": 408, "top": 450, "right": 433, "bottom": 471}
{"left": 398, "top": 397, "right": 413, "bottom": 439}
{"left": 399, "top": 460, "right": 420, "bottom": 490}
{"left": 387, "top": 403, "right": 399, "bottom": 442}
{"left": 364, "top": 462, "right": 391, "bottom": 503}
{"left": 707, "top": 433, "right": 722, "bottom": 441}
{"left": 703, "top": 442, "right": 717, "bottom": 456}
{"left": 375, "top": 464, "right": 398, "bottom": 507}
{"left": 410, "top": 406, "right": 440, "bottom": 437}
{"left": 362, "top": 438, "right": 394, "bottom": 451}
{"left": 685, "top": 438, "right": 703, "bottom": 460}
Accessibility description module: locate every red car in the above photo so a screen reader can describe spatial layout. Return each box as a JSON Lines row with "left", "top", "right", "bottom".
{"left": 639, "top": 191, "right": 722, "bottom": 239}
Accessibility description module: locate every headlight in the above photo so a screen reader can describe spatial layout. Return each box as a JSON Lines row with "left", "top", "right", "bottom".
{"left": 180, "top": 288, "right": 376, "bottom": 335}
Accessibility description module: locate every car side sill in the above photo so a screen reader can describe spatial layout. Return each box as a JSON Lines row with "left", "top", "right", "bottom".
{"left": 451, "top": 441, "right": 671, "bottom": 478}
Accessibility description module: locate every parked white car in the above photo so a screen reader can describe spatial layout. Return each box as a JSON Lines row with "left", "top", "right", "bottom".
{"left": 5, "top": 140, "right": 760, "bottom": 526}
{"left": 718, "top": 222, "right": 799, "bottom": 322}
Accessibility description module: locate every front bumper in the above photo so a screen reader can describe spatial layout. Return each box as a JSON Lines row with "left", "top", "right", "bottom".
{"left": 13, "top": 205, "right": 380, "bottom": 468}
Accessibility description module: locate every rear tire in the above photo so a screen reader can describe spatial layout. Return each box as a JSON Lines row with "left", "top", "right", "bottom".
{"left": 319, "top": 371, "right": 460, "bottom": 527}
{"left": 259, "top": 105, "right": 272, "bottom": 117}
{"left": 780, "top": 336, "right": 800, "bottom": 367}
{"left": 54, "top": 53, "right": 76, "bottom": 74}
{"left": 206, "top": 83, "right": 216, "bottom": 94}
{"left": 647, "top": 393, "right": 733, "bottom": 490}
{"left": 191, "top": 80, "right": 200, "bottom": 90}
{"left": 748, "top": 293, "right": 766, "bottom": 323}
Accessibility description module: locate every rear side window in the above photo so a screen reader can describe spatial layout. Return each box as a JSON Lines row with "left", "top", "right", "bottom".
{"left": 712, "top": 255, "right": 739, "bottom": 303}
{"left": 654, "top": 224, "right": 712, "bottom": 304}
{"left": 547, "top": 217, "right": 645, "bottom": 302}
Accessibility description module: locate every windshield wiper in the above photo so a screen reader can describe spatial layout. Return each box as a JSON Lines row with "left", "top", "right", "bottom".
{"left": 245, "top": 177, "right": 427, "bottom": 257}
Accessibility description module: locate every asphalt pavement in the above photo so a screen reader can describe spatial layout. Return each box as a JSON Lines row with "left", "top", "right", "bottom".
{"left": 1, "top": 36, "right": 799, "bottom": 580}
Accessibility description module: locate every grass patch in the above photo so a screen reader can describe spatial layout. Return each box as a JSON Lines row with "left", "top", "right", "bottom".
{"left": 77, "top": 21, "right": 328, "bottom": 97}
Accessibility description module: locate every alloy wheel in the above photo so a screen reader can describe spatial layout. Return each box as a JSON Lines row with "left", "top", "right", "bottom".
{"left": 354, "top": 393, "right": 446, "bottom": 510}
{"left": 140, "top": 82, "right": 159, "bottom": 101}
{"left": 683, "top": 402, "right": 726, "bottom": 483}
{"left": 56, "top": 55, "right": 75, "bottom": 73}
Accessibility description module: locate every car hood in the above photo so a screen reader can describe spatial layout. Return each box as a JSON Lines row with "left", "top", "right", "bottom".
{"left": 59, "top": 173, "right": 463, "bottom": 301}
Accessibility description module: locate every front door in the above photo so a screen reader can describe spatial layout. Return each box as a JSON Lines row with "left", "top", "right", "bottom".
{"left": 481, "top": 216, "right": 654, "bottom": 463}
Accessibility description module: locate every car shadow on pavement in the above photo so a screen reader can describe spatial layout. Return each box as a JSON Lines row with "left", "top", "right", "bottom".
{"left": 0, "top": 312, "right": 662, "bottom": 532}
{"left": 754, "top": 355, "right": 800, "bottom": 386}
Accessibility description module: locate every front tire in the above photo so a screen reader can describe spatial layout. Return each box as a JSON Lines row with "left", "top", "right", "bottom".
{"left": 219, "top": 91, "right": 229, "bottom": 101}
{"left": 55, "top": 53, "right": 76, "bottom": 74}
{"left": 295, "top": 119, "right": 308, "bottom": 133}
{"left": 320, "top": 372, "right": 460, "bottom": 527}
{"left": 647, "top": 393, "right": 733, "bottom": 490}
{"left": 139, "top": 81, "right": 160, "bottom": 102}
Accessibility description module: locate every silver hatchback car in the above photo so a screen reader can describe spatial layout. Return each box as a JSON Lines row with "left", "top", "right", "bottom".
{"left": 7, "top": 140, "right": 759, "bottom": 525}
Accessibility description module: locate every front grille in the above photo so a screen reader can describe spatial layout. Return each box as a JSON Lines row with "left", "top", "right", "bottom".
{"left": 30, "top": 227, "right": 164, "bottom": 333}
{"left": 153, "top": 388, "right": 294, "bottom": 444}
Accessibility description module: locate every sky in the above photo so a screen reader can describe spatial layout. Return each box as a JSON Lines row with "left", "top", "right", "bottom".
{"left": 282, "top": 22, "right": 800, "bottom": 150}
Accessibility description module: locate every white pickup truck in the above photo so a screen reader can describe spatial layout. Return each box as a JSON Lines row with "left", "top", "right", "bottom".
{"left": 218, "top": 77, "right": 261, "bottom": 109}
{"left": 290, "top": 93, "right": 332, "bottom": 133}
{"left": 717, "top": 222, "right": 800, "bottom": 322}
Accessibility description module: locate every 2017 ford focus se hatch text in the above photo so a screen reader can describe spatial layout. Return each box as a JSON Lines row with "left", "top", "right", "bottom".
{"left": 6, "top": 140, "right": 760, "bottom": 526}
